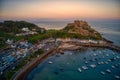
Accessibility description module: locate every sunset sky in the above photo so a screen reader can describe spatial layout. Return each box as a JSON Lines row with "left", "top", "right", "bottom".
{"left": 0, "top": 0, "right": 120, "bottom": 20}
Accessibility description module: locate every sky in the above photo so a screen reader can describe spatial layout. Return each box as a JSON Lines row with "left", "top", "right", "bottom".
{"left": 0, "top": 0, "right": 120, "bottom": 20}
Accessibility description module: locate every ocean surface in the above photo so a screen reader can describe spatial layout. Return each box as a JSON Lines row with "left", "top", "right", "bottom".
{"left": 25, "top": 48, "right": 120, "bottom": 80}
{"left": 25, "top": 20, "right": 120, "bottom": 80}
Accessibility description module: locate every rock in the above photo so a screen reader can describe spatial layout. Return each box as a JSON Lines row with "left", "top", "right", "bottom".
{"left": 63, "top": 20, "right": 102, "bottom": 39}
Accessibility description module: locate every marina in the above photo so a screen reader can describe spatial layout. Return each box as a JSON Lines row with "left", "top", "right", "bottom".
{"left": 25, "top": 47, "right": 120, "bottom": 80}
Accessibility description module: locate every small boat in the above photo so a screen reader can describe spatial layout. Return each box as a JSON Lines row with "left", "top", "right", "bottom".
{"left": 116, "top": 56, "right": 120, "bottom": 59}
{"left": 78, "top": 68, "right": 82, "bottom": 72}
{"left": 85, "top": 61, "right": 88, "bottom": 64}
{"left": 48, "top": 61, "right": 53, "bottom": 64}
{"left": 106, "top": 54, "right": 109, "bottom": 57}
{"left": 100, "top": 71, "right": 105, "bottom": 75}
{"left": 82, "top": 66, "right": 88, "bottom": 70}
{"left": 97, "top": 62, "right": 101, "bottom": 65}
{"left": 114, "top": 75, "right": 120, "bottom": 79}
{"left": 114, "top": 57, "right": 117, "bottom": 60}
{"left": 111, "top": 65, "right": 115, "bottom": 69}
{"left": 93, "top": 53, "right": 97, "bottom": 56}
{"left": 105, "top": 61, "right": 108, "bottom": 64}
{"left": 112, "top": 52, "right": 115, "bottom": 55}
{"left": 101, "top": 61, "right": 104, "bottom": 64}
{"left": 55, "top": 54, "right": 61, "bottom": 57}
{"left": 106, "top": 69, "right": 111, "bottom": 73}
{"left": 90, "top": 64, "right": 96, "bottom": 68}
{"left": 108, "top": 59, "right": 111, "bottom": 62}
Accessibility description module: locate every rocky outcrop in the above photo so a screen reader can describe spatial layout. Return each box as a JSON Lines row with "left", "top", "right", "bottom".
{"left": 63, "top": 20, "right": 101, "bottom": 38}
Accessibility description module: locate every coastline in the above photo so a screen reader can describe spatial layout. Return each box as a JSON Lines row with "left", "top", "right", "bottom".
{"left": 57, "top": 42, "right": 120, "bottom": 52}
{"left": 12, "top": 41, "right": 120, "bottom": 80}
{"left": 12, "top": 47, "right": 58, "bottom": 80}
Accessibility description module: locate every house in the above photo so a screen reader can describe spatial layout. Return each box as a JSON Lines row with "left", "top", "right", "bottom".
{"left": 6, "top": 39, "right": 13, "bottom": 44}
{"left": 22, "top": 27, "right": 30, "bottom": 32}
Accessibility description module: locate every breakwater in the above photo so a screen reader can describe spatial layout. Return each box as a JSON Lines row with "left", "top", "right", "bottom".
{"left": 63, "top": 42, "right": 120, "bottom": 52}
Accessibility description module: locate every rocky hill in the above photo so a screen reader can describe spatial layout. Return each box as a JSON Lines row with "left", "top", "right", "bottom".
{"left": 63, "top": 20, "right": 102, "bottom": 39}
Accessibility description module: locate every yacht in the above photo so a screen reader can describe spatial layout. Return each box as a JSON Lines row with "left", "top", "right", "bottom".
{"left": 106, "top": 54, "right": 109, "bottom": 57}
{"left": 48, "top": 61, "right": 53, "bottom": 64}
{"left": 93, "top": 53, "right": 97, "bottom": 56}
{"left": 78, "top": 68, "right": 82, "bottom": 72}
{"left": 114, "top": 75, "right": 120, "bottom": 79}
{"left": 90, "top": 64, "right": 96, "bottom": 68}
{"left": 100, "top": 71, "right": 105, "bottom": 75}
{"left": 101, "top": 61, "right": 104, "bottom": 64}
{"left": 85, "top": 61, "right": 88, "bottom": 64}
{"left": 116, "top": 56, "right": 120, "bottom": 59}
{"left": 82, "top": 66, "right": 88, "bottom": 70}
{"left": 97, "top": 62, "right": 101, "bottom": 65}
{"left": 111, "top": 65, "right": 115, "bottom": 69}
{"left": 106, "top": 69, "right": 111, "bottom": 73}
{"left": 108, "top": 59, "right": 111, "bottom": 62}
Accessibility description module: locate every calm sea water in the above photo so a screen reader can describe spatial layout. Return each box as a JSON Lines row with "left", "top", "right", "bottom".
{"left": 25, "top": 48, "right": 120, "bottom": 80}
{"left": 26, "top": 20, "right": 120, "bottom": 80}
{"left": 35, "top": 20, "right": 120, "bottom": 46}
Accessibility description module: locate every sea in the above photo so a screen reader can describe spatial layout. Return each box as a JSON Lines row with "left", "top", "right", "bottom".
{"left": 25, "top": 20, "right": 120, "bottom": 80}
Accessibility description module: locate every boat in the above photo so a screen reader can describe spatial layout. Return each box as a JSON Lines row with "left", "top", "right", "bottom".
{"left": 78, "top": 68, "right": 82, "bottom": 72}
{"left": 90, "top": 64, "right": 96, "bottom": 68}
{"left": 100, "top": 71, "right": 105, "bottom": 75}
{"left": 114, "top": 75, "right": 120, "bottom": 79}
{"left": 82, "top": 66, "right": 88, "bottom": 70}
{"left": 105, "top": 61, "right": 108, "bottom": 64}
{"left": 106, "top": 54, "right": 109, "bottom": 57}
{"left": 93, "top": 53, "right": 97, "bottom": 56}
{"left": 55, "top": 53, "right": 61, "bottom": 57}
{"left": 108, "top": 59, "right": 111, "bottom": 62}
{"left": 48, "top": 61, "right": 53, "bottom": 64}
{"left": 111, "top": 65, "right": 115, "bottom": 69}
{"left": 85, "top": 61, "right": 88, "bottom": 64}
{"left": 100, "top": 61, "right": 104, "bottom": 64}
{"left": 112, "top": 52, "right": 115, "bottom": 55}
{"left": 106, "top": 69, "right": 111, "bottom": 73}
{"left": 116, "top": 56, "right": 120, "bottom": 59}
{"left": 97, "top": 62, "right": 101, "bottom": 65}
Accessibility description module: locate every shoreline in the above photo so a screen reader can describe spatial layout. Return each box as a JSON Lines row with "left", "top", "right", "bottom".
{"left": 12, "top": 42, "right": 120, "bottom": 80}
{"left": 12, "top": 47, "right": 58, "bottom": 80}
{"left": 57, "top": 42, "right": 120, "bottom": 52}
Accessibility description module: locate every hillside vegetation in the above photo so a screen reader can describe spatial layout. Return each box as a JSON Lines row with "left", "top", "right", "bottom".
{"left": 0, "top": 20, "right": 103, "bottom": 48}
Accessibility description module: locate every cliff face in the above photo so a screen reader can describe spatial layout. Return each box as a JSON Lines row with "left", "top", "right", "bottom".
{"left": 63, "top": 20, "right": 101, "bottom": 38}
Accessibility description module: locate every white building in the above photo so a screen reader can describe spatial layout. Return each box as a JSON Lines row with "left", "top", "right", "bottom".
{"left": 6, "top": 39, "right": 13, "bottom": 44}
{"left": 22, "top": 27, "right": 30, "bottom": 32}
